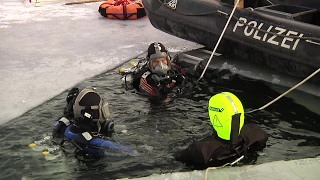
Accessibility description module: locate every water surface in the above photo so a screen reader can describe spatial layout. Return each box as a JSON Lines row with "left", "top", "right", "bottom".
{"left": 1, "top": 55, "right": 320, "bottom": 180}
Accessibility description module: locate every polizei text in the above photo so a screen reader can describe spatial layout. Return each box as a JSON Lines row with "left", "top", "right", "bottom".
{"left": 233, "top": 17, "right": 303, "bottom": 50}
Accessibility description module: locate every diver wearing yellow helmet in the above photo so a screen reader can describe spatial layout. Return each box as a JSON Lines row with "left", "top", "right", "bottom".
{"left": 174, "top": 92, "right": 268, "bottom": 167}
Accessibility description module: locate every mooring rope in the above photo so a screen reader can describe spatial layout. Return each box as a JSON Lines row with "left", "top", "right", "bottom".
{"left": 154, "top": 1, "right": 320, "bottom": 178}
{"left": 246, "top": 67, "right": 320, "bottom": 114}
{"left": 204, "top": 155, "right": 244, "bottom": 180}
{"left": 267, "top": 0, "right": 274, "bottom": 5}
{"left": 197, "top": 0, "right": 241, "bottom": 82}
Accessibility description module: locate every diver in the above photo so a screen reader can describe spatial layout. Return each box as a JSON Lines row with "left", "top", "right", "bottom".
{"left": 123, "top": 42, "right": 187, "bottom": 101}
{"left": 52, "top": 87, "right": 116, "bottom": 155}
{"left": 174, "top": 92, "right": 268, "bottom": 168}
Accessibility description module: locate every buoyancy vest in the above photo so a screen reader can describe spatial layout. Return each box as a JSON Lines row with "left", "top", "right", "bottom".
{"left": 174, "top": 123, "right": 268, "bottom": 166}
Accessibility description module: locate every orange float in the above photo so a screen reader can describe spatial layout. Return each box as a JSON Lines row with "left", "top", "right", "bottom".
{"left": 98, "top": 0, "right": 146, "bottom": 20}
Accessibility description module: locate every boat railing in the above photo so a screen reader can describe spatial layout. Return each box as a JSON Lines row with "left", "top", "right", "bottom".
{"left": 255, "top": 4, "right": 317, "bottom": 24}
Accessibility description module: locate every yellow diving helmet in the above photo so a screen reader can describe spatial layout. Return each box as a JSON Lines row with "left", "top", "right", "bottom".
{"left": 208, "top": 92, "right": 244, "bottom": 140}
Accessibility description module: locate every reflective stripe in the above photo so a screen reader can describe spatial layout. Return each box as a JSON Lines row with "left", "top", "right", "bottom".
{"left": 221, "top": 92, "right": 238, "bottom": 114}
{"left": 84, "top": 112, "right": 92, "bottom": 119}
{"left": 91, "top": 105, "right": 99, "bottom": 110}
{"left": 140, "top": 78, "right": 157, "bottom": 96}
{"left": 82, "top": 132, "right": 92, "bottom": 141}
{"left": 59, "top": 117, "right": 70, "bottom": 126}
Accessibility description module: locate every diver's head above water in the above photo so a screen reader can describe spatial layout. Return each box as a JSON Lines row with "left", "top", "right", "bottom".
{"left": 147, "top": 42, "right": 171, "bottom": 75}
{"left": 64, "top": 87, "right": 114, "bottom": 134}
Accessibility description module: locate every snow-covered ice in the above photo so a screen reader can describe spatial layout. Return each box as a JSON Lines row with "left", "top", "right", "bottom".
{"left": 0, "top": 0, "right": 202, "bottom": 124}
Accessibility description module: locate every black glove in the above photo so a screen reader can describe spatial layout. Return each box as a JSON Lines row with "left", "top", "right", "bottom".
{"left": 64, "top": 87, "right": 79, "bottom": 119}
{"left": 52, "top": 121, "right": 67, "bottom": 139}
{"left": 52, "top": 117, "right": 70, "bottom": 139}
{"left": 66, "top": 87, "right": 79, "bottom": 104}
{"left": 64, "top": 103, "right": 74, "bottom": 119}
{"left": 173, "top": 74, "right": 185, "bottom": 86}
{"left": 171, "top": 54, "right": 180, "bottom": 63}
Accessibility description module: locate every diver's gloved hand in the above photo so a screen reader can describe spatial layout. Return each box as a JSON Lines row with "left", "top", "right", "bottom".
{"left": 66, "top": 87, "right": 79, "bottom": 104}
{"left": 178, "top": 81, "right": 193, "bottom": 95}
{"left": 173, "top": 73, "right": 185, "bottom": 86}
{"left": 171, "top": 54, "right": 180, "bottom": 63}
{"left": 52, "top": 117, "right": 70, "bottom": 139}
{"left": 63, "top": 103, "right": 74, "bottom": 119}
{"left": 64, "top": 87, "right": 79, "bottom": 119}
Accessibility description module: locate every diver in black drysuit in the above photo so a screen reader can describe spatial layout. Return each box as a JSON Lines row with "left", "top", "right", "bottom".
{"left": 52, "top": 87, "right": 114, "bottom": 148}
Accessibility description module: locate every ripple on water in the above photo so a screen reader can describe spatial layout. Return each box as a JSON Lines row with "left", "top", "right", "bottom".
{"left": 0, "top": 65, "right": 320, "bottom": 179}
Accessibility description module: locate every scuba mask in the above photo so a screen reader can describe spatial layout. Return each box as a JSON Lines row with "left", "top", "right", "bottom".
{"left": 147, "top": 42, "right": 171, "bottom": 75}
{"left": 153, "top": 60, "right": 170, "bottom": 75}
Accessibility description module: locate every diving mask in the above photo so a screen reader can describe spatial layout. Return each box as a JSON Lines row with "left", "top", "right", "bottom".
{"left": 153, "top": 61, "right": 170, "bottom": 75}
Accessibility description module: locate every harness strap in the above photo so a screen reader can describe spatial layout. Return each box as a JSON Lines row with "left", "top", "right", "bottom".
{"left": 228, "top": 113, "right": 242, "bottom": 155}
{"left": 230, "top": 113, "right": 240, "bottom": 145}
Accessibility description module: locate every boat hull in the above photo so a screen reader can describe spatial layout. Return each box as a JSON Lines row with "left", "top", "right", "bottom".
{"left": 143, "top": 0, "right": 320, "bottom": 82}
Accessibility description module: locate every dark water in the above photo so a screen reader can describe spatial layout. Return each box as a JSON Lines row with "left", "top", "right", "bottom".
{"left": 1, "top": 54, "right": 320, "bottom": 180}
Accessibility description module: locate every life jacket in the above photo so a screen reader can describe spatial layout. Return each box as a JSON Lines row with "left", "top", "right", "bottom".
{"left": 98, "top": 0, "right": 146, "bottom": 20}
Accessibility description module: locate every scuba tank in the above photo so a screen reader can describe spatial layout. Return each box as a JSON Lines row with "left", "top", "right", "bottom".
{"left": 119, "top": 59, "right": 148, "bottom": 90}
